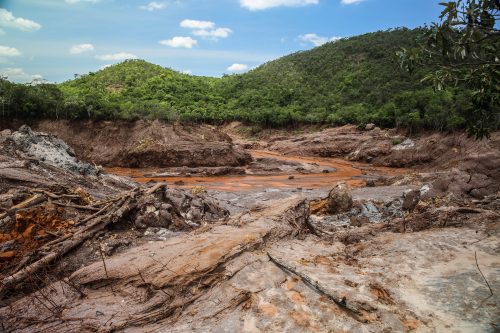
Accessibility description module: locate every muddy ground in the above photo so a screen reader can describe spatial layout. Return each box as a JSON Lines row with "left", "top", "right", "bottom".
{"left": 0, "top": 122, "right": 499, "bottom": 333}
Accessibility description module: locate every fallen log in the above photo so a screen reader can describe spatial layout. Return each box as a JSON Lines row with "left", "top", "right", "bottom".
{"left": 31, "top": 189, "right": 81, "bottom": 200}
{"left": 267, "top": 252, "right": 372, "bottom": 321}
{"left": 52, "top": 201, "right": 100, "bottom": 212}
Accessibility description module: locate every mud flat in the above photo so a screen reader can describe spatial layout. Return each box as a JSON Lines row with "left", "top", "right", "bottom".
{"left": 0, "top": 124, "right": 499, "bottom": 332}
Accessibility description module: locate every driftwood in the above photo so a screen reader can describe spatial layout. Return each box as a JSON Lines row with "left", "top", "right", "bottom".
{"left": 31, "top": 189, "right": 81, "bottom": 200}
{"left": 52, "top": 201, "right": 101, "bottom": 211}
{"left": 267, "top": 252, "right": 370, "bottom": 320}
{"left": 0, "top": 194, "right": 47, "bottom": 219}
{"left": 0, "top": 184, "right": 168, "bottom": 297}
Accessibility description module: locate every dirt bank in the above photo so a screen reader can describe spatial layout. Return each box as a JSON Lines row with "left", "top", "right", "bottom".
{"left": 229, "top": 123, "right": 500, "bottom": 168}
{"left": 228, "top": 123, "right": 500, "bottom": 199}
{"left": 29, "top": 120, "right": 251, "bottom": 168}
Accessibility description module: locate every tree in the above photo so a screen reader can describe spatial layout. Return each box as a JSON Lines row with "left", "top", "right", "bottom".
{"left": 398, "top": 0, "right": 500, "bottom": 138}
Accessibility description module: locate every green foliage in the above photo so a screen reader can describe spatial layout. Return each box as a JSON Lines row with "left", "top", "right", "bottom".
{"left": 392, "top": 138, "right": 402, "bottom": 145}
{"left": 398, "top": 0, "right": 500, "bottom": 138}
{"left": 1, "top": 28, "right": 490, "bottom": 133}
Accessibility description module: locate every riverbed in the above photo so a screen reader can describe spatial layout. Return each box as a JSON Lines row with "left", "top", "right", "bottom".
{"left": 107, "top": 150, "right": 407, "bottom": 192}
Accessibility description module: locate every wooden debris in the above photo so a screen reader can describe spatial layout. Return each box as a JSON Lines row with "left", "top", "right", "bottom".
{"left": 0, "top": 194, "right": 47, "bottom": 219}
{"left": 0, "top": 184, "right": 168, "bottom": 296}
{"left": 267, "top": 252, "right": 372, "bottom": 321}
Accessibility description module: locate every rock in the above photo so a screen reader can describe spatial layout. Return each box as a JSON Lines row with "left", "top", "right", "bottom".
{"left": 350, "top": 216, "right": 369, "bottom": 227}
{"left": 366, "top": 180, "right": 376, "bottom": 187}
{"left": 391, "top": 138, "right": 415, "bottom": 151}
{"left": 104, "top": 239, "right": 132, "bottom": 256}
{"left": 365, "top": 123, "right": 376, "bottom": 131}
{"left": 402, "top": 190, "right": 420, "bottom": 211}
{"left": 174, "top": 180, "right": 185, "bottom": 185}
{"left": 360, "top": 202, "right": 382, "bottom": 222}
{"left": 288, "top": 175, "right": 295, "bottom": 180}
{"left": 326, "top": 182, "right": 353, "bottom": 214}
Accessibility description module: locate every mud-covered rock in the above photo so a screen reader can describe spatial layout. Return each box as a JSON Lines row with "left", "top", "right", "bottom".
{"left": 133, "top": 187, "right": 228, "bottom": 230}
{"left": 425, "top": 151, "right": 500, "bottom": 199}
{"left": 402, "top": 189, "right": 420, "bottom": 211}
{"left": 7, "top": 126, "right": 99, "bottom": 175}
{"left": 326, "top": 182, "right": 353, "bottom": 214}
{"left": 365, "top": 123, "right": 376, "bottom": 131}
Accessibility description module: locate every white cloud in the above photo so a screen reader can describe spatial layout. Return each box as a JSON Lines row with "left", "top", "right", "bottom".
{"left": 99, "top": 64, "right": 113, "bottom": 70}
{"left": 299, "top": 33, "right": 341, "bottom": 47}
{"left": 193, "top": 27, "right": 232, "bottom": 39}
{"left": 240, "top": 0, "right": 318, "bottom": 11}
{"left": 180, "top": 19, "right": 215, "bottom": 30}
{"left": 140, "top": 2, "right": 167, "bottom": 11}
{"left": 69, "top": 43, "right": 94, "bottom": 54}
{"left": 96, "top": 52, "right": 138, "bottom": 61}
{"left": 0, "top": 68, "right": 43, "bottom": 83}
{"left": 227, "top": 63, "right": 249, "bottom": 72}
{"left": 181, "top": 20, "right": 231, "bottom": 41}
{"left": 181, "top": 69, "right": 192, "bottom": 75}
{"left": 0, "top": 46, "right": 21, "bottom": 57}
{"left": 65, "top": 0, "right": 99, "bottom": 4}
{"left": 340, "top": 0, "right": 365, "bottom": 4}
{"left": 159, "top": 36, "right": 197, "bottom": 48}
{"left": 0, "top": 9, "right": 41, "bottom": 32}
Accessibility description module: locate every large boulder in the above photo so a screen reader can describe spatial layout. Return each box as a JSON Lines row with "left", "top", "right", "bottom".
{"left": 326, "top": 182, "right": 353, "bottom": 214}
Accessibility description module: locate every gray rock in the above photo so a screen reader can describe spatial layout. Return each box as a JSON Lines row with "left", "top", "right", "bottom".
{"left": 11, "top": 125, "right": 99, "bottom": 175}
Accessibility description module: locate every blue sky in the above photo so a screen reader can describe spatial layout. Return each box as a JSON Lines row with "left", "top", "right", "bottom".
{"left": 0, "top": 0, "right": 443, "bottom": 82}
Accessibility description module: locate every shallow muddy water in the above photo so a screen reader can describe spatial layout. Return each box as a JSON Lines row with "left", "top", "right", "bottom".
{"left": 107, "top": 150, "right": 407, "bottom": 192}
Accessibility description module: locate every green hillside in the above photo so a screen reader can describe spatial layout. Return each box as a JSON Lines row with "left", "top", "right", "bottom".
{"left": 218, "top": 28, "right": 467, "bottom": 129}
{"left": 59, "top": 60, "right": 219, "bottom": 120}
{"left": 0, "top": 28, "right": 477, "bottom": 131}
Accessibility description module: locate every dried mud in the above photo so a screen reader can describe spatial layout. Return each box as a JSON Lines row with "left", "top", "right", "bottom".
{"left": 0, "top": 123, "right": 499, "bottom": 333}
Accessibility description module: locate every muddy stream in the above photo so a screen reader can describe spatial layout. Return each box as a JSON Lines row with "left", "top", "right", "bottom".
{"left": 107, "top": 150, "right": 407, "bottom": 191}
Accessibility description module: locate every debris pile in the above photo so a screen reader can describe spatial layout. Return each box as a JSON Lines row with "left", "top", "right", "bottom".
{"left": 0, "top": 127, "right": 229, "bottom": 303}
{"left": 309, "top": 182, "right": 499, "bottom": 244}
{"left": 0, "top": 124, "right": 498, "bottom": 332}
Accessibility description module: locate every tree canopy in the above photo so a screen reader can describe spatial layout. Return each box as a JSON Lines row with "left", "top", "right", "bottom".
{"left": 398, "top": 0, "right": 499, "bottom": 138}
{"left": 1, "top": 26, "right": 498, "bottom": 134}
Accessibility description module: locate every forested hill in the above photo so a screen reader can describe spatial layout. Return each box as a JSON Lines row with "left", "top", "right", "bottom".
{"left": 218, "top": 28, "right": 468, "bottom": 129}
{"left": 59, "top": 60, "right": 218, "bottom": 120}
{"left": 0, "top": 28, "right": 474, "bottom": 131}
